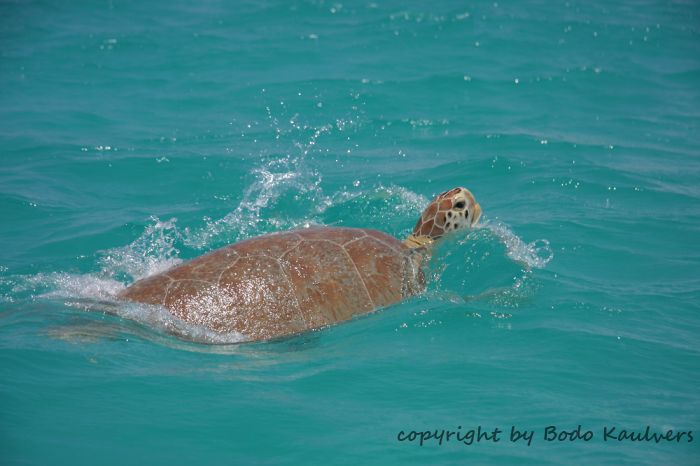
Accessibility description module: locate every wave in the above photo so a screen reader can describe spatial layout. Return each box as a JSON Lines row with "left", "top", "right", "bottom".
{"left": 3, "top": 111, "right": 553, "bottom": 343}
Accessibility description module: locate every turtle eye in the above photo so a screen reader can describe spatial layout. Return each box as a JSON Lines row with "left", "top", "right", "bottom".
{"left": 454, "top": 201, "right": 466, "bottom": 209}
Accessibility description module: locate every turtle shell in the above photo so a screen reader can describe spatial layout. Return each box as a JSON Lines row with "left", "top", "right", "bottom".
{"left": 118, "top": 227, "right": 424, "bottom": 342}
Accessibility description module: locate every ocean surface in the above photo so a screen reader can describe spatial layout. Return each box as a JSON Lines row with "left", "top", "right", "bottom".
{"left": 1, "top": 0, "right": 699, "bottom": 464}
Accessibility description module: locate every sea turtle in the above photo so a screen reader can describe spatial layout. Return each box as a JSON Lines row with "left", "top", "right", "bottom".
{"left": 118, "top": 187, "right": 481, "bottom": 342}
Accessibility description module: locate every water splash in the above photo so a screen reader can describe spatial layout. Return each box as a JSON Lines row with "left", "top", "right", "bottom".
{"left": 186, "top": 156, "right": 327, "bottom": 248}
{"left": 422, "top": 216, "right": 553, "bottom": 312}
{"left": 315, "top": 184, "right": 428, "bottom": 214}
{"left": 477, "top": 219, "right": 554, "bottom": 270}
{"left": 6, "top": 110, "right": 378, "bottom": 343}
{"left": 12, "top": 272, "right": 125, "bottom": 301}
{"left": 318, "top": 184, "right": 429, "bottom": 237}
{"left": 6, "top": 173, "right": 551, "bottom": 342}
{"left": 377, "top": 184, "right": 430, "bottom": 214}
{"left": 99, "top": 217, "right": 183, "bottom": 282}
{"left": 6, "top": 216, "right": 185, "bottom": 305}
{"left": 187, "top": 111, "right": 342, "bottom": 248}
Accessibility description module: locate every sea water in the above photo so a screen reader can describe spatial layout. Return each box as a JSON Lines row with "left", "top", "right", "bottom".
{"left": 1, "top": 0, "right": 699, "bottom": 464}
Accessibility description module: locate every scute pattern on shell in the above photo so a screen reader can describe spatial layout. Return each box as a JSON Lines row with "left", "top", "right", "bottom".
{"left": 118, "top": 227, "right": 423, "bottom": 342}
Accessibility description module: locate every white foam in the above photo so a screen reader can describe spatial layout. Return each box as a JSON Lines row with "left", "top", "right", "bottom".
{"left": 15, "top": 272, "right": 125, "bottom": 301}
{"left": 14, "top": 272, "right": 247, "bottom": 345}
{"left": 114, "top": 302, "right": 248, "bottom": 344}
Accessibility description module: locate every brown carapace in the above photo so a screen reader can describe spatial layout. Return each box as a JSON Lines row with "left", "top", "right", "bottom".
{"left": 118, "top": 186, "right": 481, "bottom": 342}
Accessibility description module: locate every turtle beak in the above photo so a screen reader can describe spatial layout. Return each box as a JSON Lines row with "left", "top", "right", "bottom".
{"left": 471, "top": 203, "right": 482, "bottom": 227}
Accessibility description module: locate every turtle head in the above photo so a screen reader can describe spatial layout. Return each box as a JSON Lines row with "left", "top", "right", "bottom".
{"left": 404, "top": 187, "right": 481, "bottom": 248}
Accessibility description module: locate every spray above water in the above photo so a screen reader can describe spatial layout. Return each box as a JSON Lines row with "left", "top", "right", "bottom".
{"left": 478, "top": 219, "right": 554, "bottom": 270}
{"left": 99, "top": 217, "right": 184, "bottom": 282}
{"left": 419, "top": 214, "right": 554, "bottom": 316}
{"left": 186, "top": 156, "right": 326, "bottom": 249}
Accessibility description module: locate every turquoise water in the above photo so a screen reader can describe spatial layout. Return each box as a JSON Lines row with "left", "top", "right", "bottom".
{"left": 1, "top": 0, "right": 699, "bottom": 464}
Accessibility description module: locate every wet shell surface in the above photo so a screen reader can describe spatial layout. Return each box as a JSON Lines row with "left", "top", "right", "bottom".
{"left": 118, "top": 227, "right": 423, "bottom": 342}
